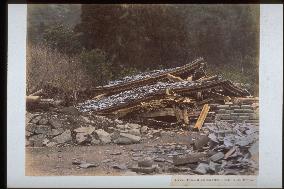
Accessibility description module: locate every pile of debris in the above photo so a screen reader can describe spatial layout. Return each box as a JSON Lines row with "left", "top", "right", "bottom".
{"left": 25, "top": 57, "right": 259, "bottom": 175}
{"left": 76, "top": 57, "right": 256, "bottom": 128}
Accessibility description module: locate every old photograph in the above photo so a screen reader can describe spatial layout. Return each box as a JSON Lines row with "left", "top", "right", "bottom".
{"left": 25, "top": 4, "right": 260, "bottom": 176}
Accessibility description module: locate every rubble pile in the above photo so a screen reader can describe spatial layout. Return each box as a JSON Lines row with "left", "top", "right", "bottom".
{"left": 26, "top": 57, "right": 259, "bottom": 175}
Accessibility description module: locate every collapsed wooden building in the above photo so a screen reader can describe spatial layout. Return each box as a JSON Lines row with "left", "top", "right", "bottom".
{"left": 76, "top": 58, "right": 257, "bottom": 128}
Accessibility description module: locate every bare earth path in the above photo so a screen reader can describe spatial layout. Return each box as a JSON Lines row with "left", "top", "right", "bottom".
{"left": 26, "top": 132, "right": 194, "bottom": 176}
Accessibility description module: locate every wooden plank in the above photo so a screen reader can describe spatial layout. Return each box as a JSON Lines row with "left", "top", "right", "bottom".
{"left": 193, "top": 104, "right": 210, "bottom": 130}
{"left": 166, "top": 73, "right": 184, "bottom": 82}
{"left": 182, "top": 109, "right": 189, "bottom": 125}
{"left": 26, "top": 96, "right": 41, "bottom": 103}
{"left": 173, "top": 105, "right": 182, "bottom": 123}
{"left": 141, "top": 108, "right": 175, "bottom": 118}
{"left": 92, "top": 93, "right": 107, "bottom": 100}
{"left": 29, "top": 89, "right": 43, "bottom": 96}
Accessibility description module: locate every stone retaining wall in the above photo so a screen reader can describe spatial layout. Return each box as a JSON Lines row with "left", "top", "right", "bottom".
{"left": 205, "top": 103, "right": 259, "bottom": 125}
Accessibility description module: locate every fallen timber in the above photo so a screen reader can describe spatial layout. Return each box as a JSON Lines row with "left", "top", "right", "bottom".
{"left": 83, "top": 57, "right": 207, "bottom": 97}
{"left": 77, "top": 79, "right": 250, "bottom": 114}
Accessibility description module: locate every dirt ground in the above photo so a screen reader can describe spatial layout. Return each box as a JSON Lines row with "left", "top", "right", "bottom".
{"left": 26, "top": 131, "right": 196, "bottom": 176}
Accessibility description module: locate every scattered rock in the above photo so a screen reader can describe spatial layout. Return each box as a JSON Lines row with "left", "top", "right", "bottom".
{"left": 128, "top": 128, "right": 141, "bottom": 136}
{"left": 72, "top": 159, "right": 86, "bottom": 165}
{"left": 152, "top": 130, "right": 161, "bottom": 137}
{"left": 47, "top": 128, "right": 64, "bottom": 136}
{"left": 26, "top": 112, "right": 35, "bottom": 124}
{"left": 195, "top": 163, "right": 210, "bottom": 174}
{"left": 194, "top": 135, "right": 210, "bottom": 150}
{"left": 113, "top": 137, "right": 133, "bottom": 145}
{"left": 46, "top": 141, "right": 57, "bottom": 147}
{"left": 95, "top": 129, "right": 111, "bottom": 144}
{"left": 42, "top": 139, "right": 49, "bottom": 146}
{"left": 173, "top": 153, "right": 205, "bottom": 166}
{"left": 74, "top": 126, "right": 96, "bottom": 135}
{"left": 140, "top": 126, "right": 148, "bottom": 134}
{"left": 34, "top": 125, "right": 51, "bottom": 134}
{"left": 79, "top": 163, "right": 98, "bottom": 168}
{"left": 130, "top": 165, "right": 158, "bottom": 174}
{"left": 138, "top": 157, "right": 153, "bottom": 167}
{"left": 168, "top": 166, "right": 191, "bottom": 172}
{"left": 209, "top": 161, "right": 220, "bottom": 172}
{"left": 111, "top": 164, "right": 127, "bottom": 170}
{"left": 120, "top": 133, "right": 141, "bottom": 143}
{"left": 126, "top": 123, "right": 141, "bottom": 129}
{"left": 91, "top": 138, "right": 101, "bottom": 145}
{"left": 26, "top": 123, "right": 37, "bottom": 133}
{"left": 209, "top": 152, "right": 224, "bottom": 162}
{"left": 25, "top": 131, "right": 33, "bottom": 137}
{"left": 249, "top": 141, "right": 259, "bottom": 161}
{"left": 30, "top": 115, "right": 42, "bottom": 124}
{"left": 52, "top": 130, "right": 72, "bottom": 144}
{"left": 110, "top": 151, "right": 121, "bottom": 155}
{"left": 154, "top": 158, "right": 165, "bottom": 162}
{"left": 76, "top": 133, "right": 91, "bottom": 144}
{"left": 49, "top": 118, "right": 63, "bottom": 128}
{"left": 116, "top": 124, "right": 126, "bottom": 130}
{"left": 79, "top": 116, "right": 91, "bottom": 123}
{"left": 101, "top": 159, "right": 113, "bottom": 163}
{"left": 235, "top": 134, "right": 256, "bottom": 147}
{"left": 38, "top": 118, "right": 49, "bottom": 125}
{"left": 208, "top": 133, "right": 219, "bottom": 143}
{"left": 60, "top": 106, "right": 80, "bottom": 116}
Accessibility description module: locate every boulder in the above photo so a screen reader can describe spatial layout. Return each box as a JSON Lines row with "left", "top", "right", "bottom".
{"left": 34, "top": 125, "right": 51, "bottom": 135}
{"left": 29, "top": 134, "right": 45, "bottom": 147}
{"left": 128, "top": 128, "right": 141, "bottom": 136}
{"left": 74, "top": 126, "right": 96, "bottom": 135}
{"left": 30, "top": 115, "right": 42, "bottom": 124}
{"left": 91, "top": 138, "right": 101, "bottom": 145}
{"left": 209, "top": 152, "right": 224, "bottom": 162}
{"left": 130, "top": 165, "right": 158, "bottom": 174}
{"left": 47, "top": 128, "right": 64, "bottom": 136}
{"left": 113, "top": 137, "right": 133, "bottom": 145}
{"left": 126, "top": 123, "right": 141, "bottom": 129}
{"left": 38, "top": 118, "right": 49, "bottom": 125}
{"left": 59, "top": 106, "right": 80, "bottom": 116}
{"left": 26, "top": 123, "right": 37, "bottom": 133}
{"left": 52, "top": 130, "right": 72, "bottom": 144}
{"left": 140, "top": 126, "right": 148, "bottom": 134}
{"left": 195, "top": 163, "right": 210, "bottom": 174}
{"left": 173, "top": 153, "right": 205, "bottom": 166}
{"left": 116, "top": 124, "right": 126, "bottom": 130}
{"left": 76, "top": 133, "right": 91, "bottom": 144}
{"left": 138, "top": 157, "right": 153, "bottom": 167}
{"left": 49, "top": 118, "right": 63, "bottom": 128}
{"left": 120, "top": 133, "right": 141, "bottom": 143}
{"left": 95, "top": 129, "right": 111, "bottom": 144}
{"left": 194, "top": 135, "right": 210, "bottom": 150}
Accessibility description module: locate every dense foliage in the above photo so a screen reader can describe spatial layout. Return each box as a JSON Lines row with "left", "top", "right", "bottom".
{"left": 27, "top": 4, "right": 259, "bottom": 95}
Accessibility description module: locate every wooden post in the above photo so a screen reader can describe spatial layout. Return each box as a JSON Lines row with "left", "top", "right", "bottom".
{"left": 182, "top": 109, "right": 189, "bottom": 125}
{"left": 193, "top": 104, "right": 210, "bottom": 130}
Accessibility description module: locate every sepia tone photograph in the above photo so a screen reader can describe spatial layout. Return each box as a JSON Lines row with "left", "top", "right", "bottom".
{"left": 25, "top": 4, "right": 260, "bottom": 176}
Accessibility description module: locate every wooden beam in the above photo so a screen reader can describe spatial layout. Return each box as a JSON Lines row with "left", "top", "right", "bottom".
{"left": 26, "top": 96, "right": 41, "bottom": 103}
{"left": 92, "top": 93, "right": 107, "bottom": 100}
{"left": 29, "top": 89, "right": 43, "bottom": 96}
{"left": 193, "top": 104, "right": 210, "bottom": 130}
{"left": 182, "top": 109, "right": 189, "bottom": 125}
{"left": 141, "top": 108, "right": 175, "bottom": 118}
{"left": 166, "top": 73, "right": 184, "bottom": 82}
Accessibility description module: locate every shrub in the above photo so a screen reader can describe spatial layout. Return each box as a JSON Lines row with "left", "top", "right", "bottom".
{"left": 80, "top": 49, "right": 113, "bottom": 86}
{"left": 26, "top": 43, "right": 92, "bottom": 95}
{"left": 43, "top": 24, "right": 83, "bottom": 55}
